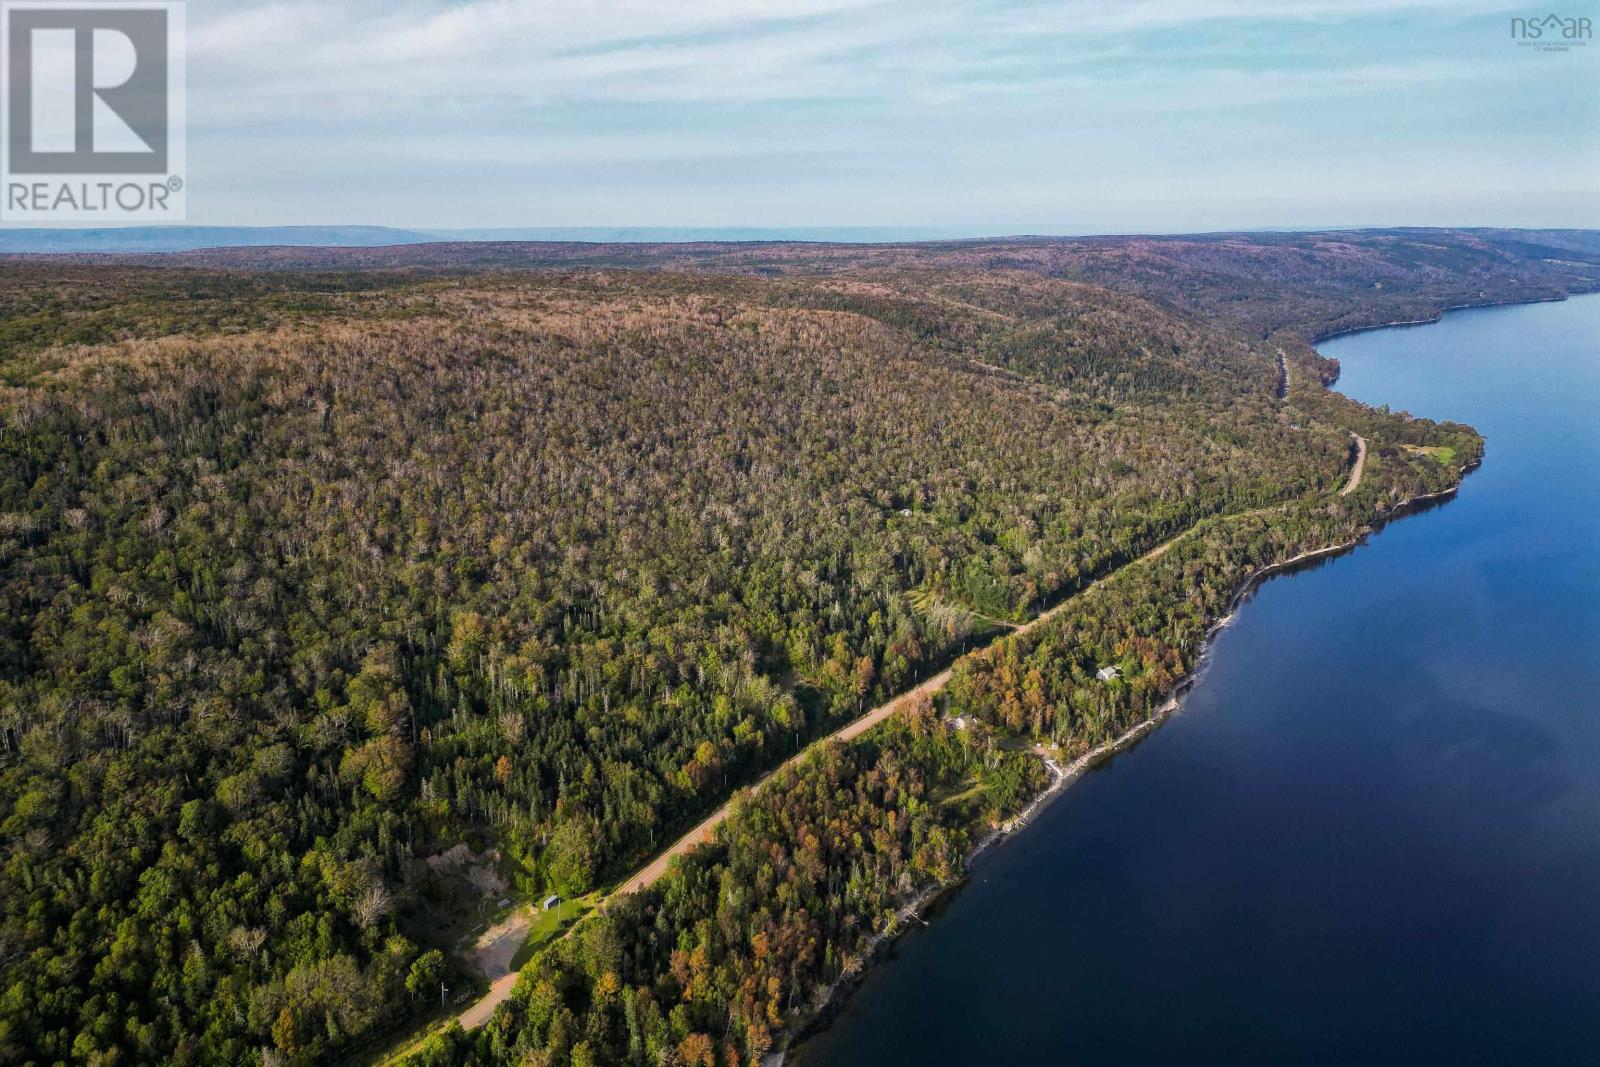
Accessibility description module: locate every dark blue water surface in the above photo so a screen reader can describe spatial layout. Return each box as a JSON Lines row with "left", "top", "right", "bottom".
{"left": 795, "top": 295, "right": 1600, "bottom": 1065}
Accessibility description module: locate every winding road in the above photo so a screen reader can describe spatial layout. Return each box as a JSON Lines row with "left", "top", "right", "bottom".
{"left": 1340, "top": 433, "right": 1368, "bottom": 497}
{"left": 430, "top": 407, "right": 1369, "bottom": 1044}
{"left": 437, "top": 530, "right": 1195, "bottom": 1042}
{"left": 616, "top": 434, "right": 1372, "bottom": 903}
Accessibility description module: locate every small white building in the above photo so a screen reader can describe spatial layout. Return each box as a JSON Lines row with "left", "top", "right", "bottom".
{"left": 1095, "top": 665, "right": 1122, "bottom": 682}
{"left": 542, "top": 894, "right": 562, "bottom": 911}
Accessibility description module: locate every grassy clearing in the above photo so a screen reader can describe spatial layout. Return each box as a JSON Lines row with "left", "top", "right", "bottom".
{"left": 932, "top": 771, "right": 992, "bottom": 823}
{"left": 908, "top": 588, "right": 1021, "bottom": 631}
{"left": 1404, "top": 443, "right": 1457, "bottom": 465}
{"left": 510, "top": 892, "right": 601, "bottom": 972}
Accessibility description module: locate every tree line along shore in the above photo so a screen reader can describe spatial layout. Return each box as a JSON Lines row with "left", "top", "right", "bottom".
{"left": 0, "top": 228, "right": 1593, "bottom": 1065}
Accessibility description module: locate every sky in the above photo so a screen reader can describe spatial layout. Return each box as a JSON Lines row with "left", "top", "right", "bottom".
{"left": 180, "top": 0, "right": 1600, "bottom": 231}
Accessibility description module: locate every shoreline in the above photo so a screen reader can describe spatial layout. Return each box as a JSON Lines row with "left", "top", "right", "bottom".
{"left": 444, "top": 294, "right": 1498, "bottom": 1065}
{"left": 1307, "top": 290, "right": 1588, "bottom": 345}
{"left": 775, "top": 709, "right": 1168, "bottom": 1066}
{"left": 424, "top": 455, "right": 1372, "bottom": 1051}
{"left": 777, "top": 447, "right": 1483, "bottom": 1067}
{"left": 389, "top": 287, "right": 1541, "bottom": 1067}
{"left": 773, "top": 534, "right": 1333, "bottom": 1064}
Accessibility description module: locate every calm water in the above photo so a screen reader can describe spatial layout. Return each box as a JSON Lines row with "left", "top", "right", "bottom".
{"left": 795, "top": 295, "right": 1600, "bottom": 1065}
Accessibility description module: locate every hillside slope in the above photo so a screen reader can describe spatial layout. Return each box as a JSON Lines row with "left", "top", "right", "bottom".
{"left": 2, "top": 265, "right": 1352, "bottom": 1063}
{"left": 0, "top": 230, "right": 1576, "bottom": 1064}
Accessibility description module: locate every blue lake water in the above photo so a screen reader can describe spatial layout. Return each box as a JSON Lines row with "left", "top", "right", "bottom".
{"left": 794, "top": 294, "right": 1600, "bottom": 1064}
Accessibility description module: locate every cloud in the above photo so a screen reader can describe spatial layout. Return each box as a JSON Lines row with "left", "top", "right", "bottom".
{"left": 172, "top": 0, "right": 1593, "bottom": 227}
{"left": 990, "top": 0, "right": 1519, "bottom": 34}
{"left": 187, "top": 0, "right": 1529, "bottom": 124}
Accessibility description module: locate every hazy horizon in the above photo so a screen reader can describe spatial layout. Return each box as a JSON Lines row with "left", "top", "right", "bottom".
{"left": 34, "top": 0, "right": 1594, "bottom": 233}
{"left": 4, "top": 222, "right": 1599, "bottom": 244}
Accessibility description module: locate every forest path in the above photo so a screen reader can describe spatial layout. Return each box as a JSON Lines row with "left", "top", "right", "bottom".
{"left": 1342, "top": 434, "right": 1368, "bottom": 496}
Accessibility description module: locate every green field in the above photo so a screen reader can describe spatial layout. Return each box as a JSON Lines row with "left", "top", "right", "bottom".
{"left": 510, "top": 893, "right": 601, "bottom": 972}
{"left": 1405, "top": 443, "right": 1458, "bottom": 465}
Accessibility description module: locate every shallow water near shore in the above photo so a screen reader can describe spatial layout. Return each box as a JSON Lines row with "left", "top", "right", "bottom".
{"left": 793, "top": 294, "right": 1600, "bottom": 1064}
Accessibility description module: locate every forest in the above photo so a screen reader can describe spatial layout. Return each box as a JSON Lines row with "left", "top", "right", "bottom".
{"left": 67, "top": 226, "right": 1600, "bottom": 344}
{"left": 406, "top": 350, "right": 1482, "bottom": 1067}
{"left": 0, "top": 231, "right": 1582, "bottom": 1064}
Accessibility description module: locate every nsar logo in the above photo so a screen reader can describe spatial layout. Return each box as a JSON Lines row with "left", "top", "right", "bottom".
{"left": 1510, "top": 12, "right": 1592, "bottom": 51}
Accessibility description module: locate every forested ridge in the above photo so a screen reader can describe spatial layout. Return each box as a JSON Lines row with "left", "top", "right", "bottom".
{"left": 0, "top": 232, "right": 1564, "bottom": 1064}
{"left": 60, "top": 226, "right": 1599, "bottom": 344}
{"left": 411, "top": 339, "right": 1481, "bottom": 1067}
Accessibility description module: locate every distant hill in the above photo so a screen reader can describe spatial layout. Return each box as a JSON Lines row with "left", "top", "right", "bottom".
{"left": 0, "top": 224, "right": 1585, "bottom": 1066}
{"left": 9, "top": 223, "right": 1597, "bottom": 259}
{"left": 0, "top": 225, "right": 437, "bottom": 253}
{"left": 36, "top": 226, "right": 1596, "bottom": 343}
{"left": 0, "top": 224, "right": 1027, "bottom": 252}
{"left": 430, "top": 226, "right": 1021, "bottom": 243}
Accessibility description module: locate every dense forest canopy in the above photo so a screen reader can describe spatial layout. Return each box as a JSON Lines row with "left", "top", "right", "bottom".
{"left": 35, "top": 226, "right": 1598, "bottom": 342}
{"left": 0, "top": 230, "right": 1592, "bottom": 1064}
